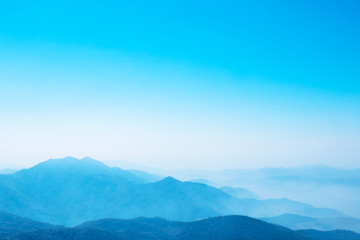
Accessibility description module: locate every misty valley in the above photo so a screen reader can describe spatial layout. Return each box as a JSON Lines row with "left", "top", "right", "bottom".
{"left": 0, "top": 157, "right": 359, "bottom": 240}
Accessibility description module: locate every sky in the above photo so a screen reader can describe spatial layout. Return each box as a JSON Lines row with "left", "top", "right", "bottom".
{"left": 0, "top": 0, "right": 359, "bottom": 169}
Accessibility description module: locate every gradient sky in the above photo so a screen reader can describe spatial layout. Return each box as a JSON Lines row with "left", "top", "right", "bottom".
{"left": 0, "top": 0, "right": 359, "bottom": 169}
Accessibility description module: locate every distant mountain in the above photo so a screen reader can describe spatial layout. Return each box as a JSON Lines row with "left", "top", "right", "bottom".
{"left": 164, "top": 166, "right": 360, "bottom": 217}
{"left": 0, "top": 157, "right": 346, "bottom": 226}
{"left": 166, "top": 166, "right": 360, "bottom": 191}
{"left": 187, "top": 166, "right": 360, "bottom": 186}
{"left": 127, "top": 169, "right": 162, "bottom": 183}
{"left": 0, "top": 211, "right": 59, "bottom": 238}
{"left": 320, "top": 217, "right": 360, "bottom": 233}
{"left": 187, "top": 178, "right": 218, "bottom": 187}
{"left": 298, "top": 229, "right": 360, "bottom": 240}
{"left": 262, "top": 214, "right": 360, "bottom": 233}
{"left": 262, "top": 214, "right": 332, "bottom": 231}
{"left": 220, "top": 186, "right": 260, "bottom": 199}
{"left": 259, "top": 166, "right": 360, "bottom": 186}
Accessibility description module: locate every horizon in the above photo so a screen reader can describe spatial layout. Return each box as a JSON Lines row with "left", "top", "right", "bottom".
{"left": 1, "top": 0, "right": 359, "bottom": 169}
{"left": 1, "top": 155, "right": 358, "bottom": 172}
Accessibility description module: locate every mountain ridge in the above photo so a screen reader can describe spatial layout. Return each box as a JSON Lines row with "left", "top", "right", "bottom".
{"left": 2, "top": 213, "right": 360, "bottom": 240}
{"left": 0, "top": 157, "right": 348, "bottom": 226}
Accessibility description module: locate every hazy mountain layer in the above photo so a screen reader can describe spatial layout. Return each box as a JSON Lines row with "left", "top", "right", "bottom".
{"left": 161, "top": 166, "right": 360, "bottom": 217}
{"left": 262, "top": 214, "right": 360, "bottom": 233}
{"left": 0, "top": 157, "right": 346, "bottom": 225}
{"left": 220, "top": 186, "right": 261, "bottom": 199}
{"left": 298, "top": 229, "right": 360, "bottom": 240}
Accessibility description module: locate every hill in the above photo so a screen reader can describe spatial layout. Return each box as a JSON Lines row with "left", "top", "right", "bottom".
{"left": 6, "top": 228, "right": 120, "bottom": 240}
{"left": 0, "top": 211, "right": 59, "bottom": 238}
{"left": 7, "top": 215, "right": 309, "bottom": 240}
{"left": 3, "top": 213, "right": 360, "bottom": 240}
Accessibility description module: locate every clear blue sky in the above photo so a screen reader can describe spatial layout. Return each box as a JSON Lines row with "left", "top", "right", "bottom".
{"left": 0, "top": 0, "right": 359, "bottom": 169}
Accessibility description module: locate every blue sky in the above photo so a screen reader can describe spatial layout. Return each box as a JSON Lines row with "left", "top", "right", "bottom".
{"left": 0, "top": 0, "right": 359, "bottom": 169}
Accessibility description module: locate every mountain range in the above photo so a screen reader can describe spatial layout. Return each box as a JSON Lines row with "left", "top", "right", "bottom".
{"left": 262, "top": 214, "right": 360, "bottom": 233}
{"left": 0, "top": 157, "right": 347, "bottom": 226}
{"left": 159, "top": 165, "right": 360, "bottom": 217}
{"left": 2, "top": 211, "right": 360, "bottom": 240}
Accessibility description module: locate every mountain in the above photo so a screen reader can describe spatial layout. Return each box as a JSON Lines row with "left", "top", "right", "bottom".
{"left": 262, "top": 214, "right": 332, "bottom": 231}
{"left": 259, "top": 166, "right": 360, "bottom": 186}
{"left": 0, "top": 211, "right": 59, "bottom": 238}
{"left": 298, "top": 229, "right": 360, "bottom": 240}
{"left": 262, "top": 214, "right": 360, "bottom": 232}
{"left": 187, "top": 178, "right": 218, "bottom": 187}
{"left": 6, "top": 215, "right": 309, "bottom": 240}
{"left": 127, "top": 169, "right": 162, "bottom": 183}
{"left": 77, "top": 215, "right": 309, "bottom": 240}
{"left": 163, "top": 166, "right": 360, "bottom": 217}
{"left": 320, "top": 217, "right": 360, "bottom": 233}
{"left": 3, "top": 213, "right": 360, "bottom": 240}
{"left": 6, "top": 228, "right": 121, "bottom": 240}
{"left": 171, "top": 166, "right": 360, "bottom": 186}
{"left": 232, "top": 197, "right": 344, "bottom": 219}
{"left": 0, "top": 157, "right": 346, "bottom": 226}
{"left": 220, "top": 186, "right": 260, "bottom": 199}
{"left": 13, "top": 156, "right": 154, "bottom": 184}
{"left": 0, "top": 157, "right": 159, "bottom": 225}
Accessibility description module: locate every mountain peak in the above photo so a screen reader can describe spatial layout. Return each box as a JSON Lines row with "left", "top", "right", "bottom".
{"left": 157, "top": 176, "right": 180, "bottom": 184}
{"left": 81, "top": 156, "right": 96, "bottom": 161}
{"left": 17, "top": 157, "right": 110, "bottom": 176}
{"left": 46, "top": 156, "right": 106, "bottom": 166}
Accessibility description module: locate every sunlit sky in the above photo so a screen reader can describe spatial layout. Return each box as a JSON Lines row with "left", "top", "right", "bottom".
{"left": 0, "top": 0, "right": 359, "bottom": 169}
